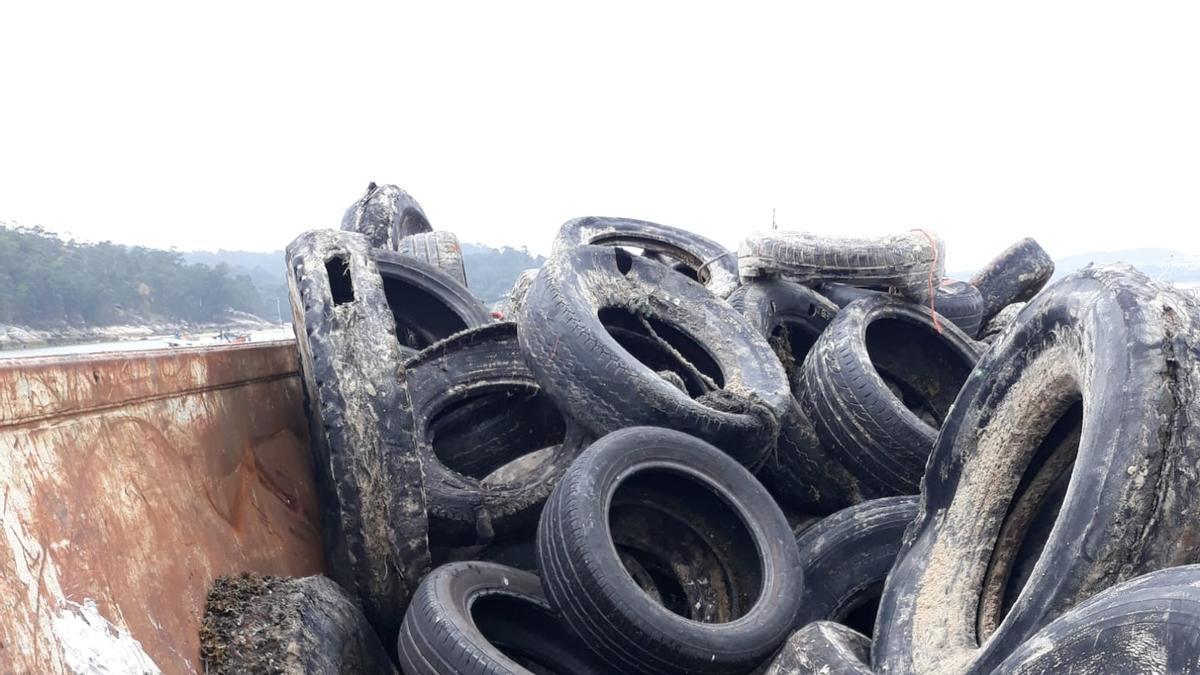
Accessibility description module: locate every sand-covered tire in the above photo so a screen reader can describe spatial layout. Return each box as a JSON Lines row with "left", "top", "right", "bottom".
{"left": 396, "top": 230, "right": 469, "bottom": 287}
{"left": 554, "top": 216, "right": 740, "bottom": 297}
{"left": 793, "top": 496, "right": 918, "bottom": 636}
{"left": 536, "top": 426, "right": 803, "bottom": 675}
{"left": 286, "top": 229, "right": 430, "bottom": 641}
{"left": 397, "top": 562, "right": 610, "bottom": 675}
{"left": 979, "top": 301, "right": 1026, "bottom": 344}
{"left": 993, "top": 566, "right": 1200, "bottom": 674}
{"left": 201, "top": 574, "right": 397, "bottom": 675}
{"left": 494, "top": 268, "right": 539, "bottom": 319}
{"left": 373, "top": 250, "right": 491, "bottom": 355}
{"left": 738, "top": 230, "right": 945, "bottom": 302}
{"left": 970, "top": 237, "right": 1054, "bottom": 324}
{"left": 725, "top": 279, "right": 859, "bottom": 513}
{"left": 403, "top": 323, "right": 588, "bottom": 549}
{"left": 873, "top": 264, "right": 1200, "bottom": 675}
{"left": 341, "top": 182, "right": 433, "bottom": 250}
{"left": 799, "top": 294, "right": 979, "bottom": 497}
{"left": 518, "top": 245, "right": 790, "bottom": 468}
{"left": 762, "top": 622, "right": 873, "bottom": 675}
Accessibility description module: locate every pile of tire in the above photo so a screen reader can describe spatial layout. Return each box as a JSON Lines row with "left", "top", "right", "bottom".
{"left": 277, "top": 184, "right": 1200, "bottom": 675}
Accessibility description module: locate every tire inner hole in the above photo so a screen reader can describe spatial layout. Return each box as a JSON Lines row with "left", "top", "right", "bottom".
{"left": 381, "top": 275, "right": 470, "bottom": 351}
{"left": 608, "top": 468, "right": 762, "bottom": 623}
{"left": 599, "top": 306, "right": 726, "bottom": 397}
{"left": 865, "top": 316, "right": 973, "bottom": 428}
{"left": 976, "top": 395, "right": 1083, "bottom": 641}
{"left": 472, "top": 593, "right": 597, "bottom": 673}
{"left": 769, "top": 320, "right": 820, "bottom": 379}
{"left": 429, "top": 387, "right": 567, "bottom": 481}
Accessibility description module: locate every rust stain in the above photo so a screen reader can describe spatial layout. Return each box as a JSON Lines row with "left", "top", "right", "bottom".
{"left": 0, "top": 342, "right": 324, "bottom": 674}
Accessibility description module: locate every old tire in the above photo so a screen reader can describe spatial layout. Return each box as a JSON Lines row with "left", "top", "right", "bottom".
{"left": 818, "top": 279, "right": 984, "bottom": 337}
{"left": 762, "top": 622, "right": 873, "bottom": 675}
{"left": 799, "top": 294, "right": 979, "bottom": 497}
{"left": 403, "top": 323, "right": 588, "bottom": 548}
{"left": 873, "top": 264, "right": 1200, "bottom": 675}
{"left": 201, "top": 574, "right": 397, "bottom": 675}
{"left": 494, "top": 268, "right": 539, "bottom": 320}
{"left": 286, "top": 229, "right": 430, "bottom": 642}
{"left": 978, "top": 301, "right": 1026, "bottom": 344}
{"left": 738, "top": 230, "right": 945, "bottom": 302}
{"left": 341, "top": 182, "right": 433, "bottom": 250}
{"left": 793, "top": 496, "right": 918, "bottom": 636}
{"left": 536, "top": 426, "right": 803, "bottom": 675}
{"left": 554, "top": 216, "right": 740, "bottom": 298}
{"left": 518, "top": 245, "right": 790, "bottom": 467}
{"left": 373, "top": 250, "right": 491, "bottom": 355}
{"left": 396, "top": 230, "right": 469, "bottom": 287}
{"left": 969, "top": 237, "right": 1054, "bottom": 324}
{"left": 993, "top": 566, "right": 1200, "bottom": 674}
{"left": 397, "top": 562, "right": 610, "bottom": 675}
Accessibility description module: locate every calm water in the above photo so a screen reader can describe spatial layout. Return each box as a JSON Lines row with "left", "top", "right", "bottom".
{"left": 0, "top": 327, "right": 295, "bottom": 359}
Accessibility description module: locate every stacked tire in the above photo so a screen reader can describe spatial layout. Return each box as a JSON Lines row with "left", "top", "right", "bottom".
{"left": 244, "top": 185, "right": 1200, "bottom": 675}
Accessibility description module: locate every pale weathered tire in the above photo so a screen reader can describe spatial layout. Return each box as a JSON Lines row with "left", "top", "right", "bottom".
{"left": 286, "top": 229, "right": 430, "bottom": 642}
{"left": 341, "top": 182, "right": 433, "bottom": 250}
{"left": 738, "top": 230, "right": 945, "bottom": 302}
{"left": 874, "top": 264, "right": 1200, "bottom": 675}
{"left": 762, "top": 622, "right": 873, "bottom": 675}
{"left": 396, "top": 230, "right": 469, "bottom": 287}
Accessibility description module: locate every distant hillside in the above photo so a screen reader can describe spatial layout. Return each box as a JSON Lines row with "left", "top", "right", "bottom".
{"left": 949, "top": 247, "right": 1200, "bottom": 285}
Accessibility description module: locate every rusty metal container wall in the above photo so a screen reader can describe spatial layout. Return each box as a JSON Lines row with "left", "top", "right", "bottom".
{"left": 0, "top": 342, "right": 326, "bottom": 674}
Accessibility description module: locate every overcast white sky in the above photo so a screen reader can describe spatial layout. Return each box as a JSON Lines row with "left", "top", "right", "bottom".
{"left": 1, "top": 2, "right": 1197, "bottom": 270}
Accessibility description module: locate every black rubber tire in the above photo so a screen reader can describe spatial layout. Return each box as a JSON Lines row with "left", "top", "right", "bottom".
{"left": 993, "top": 565, "right": 1200, "bottom": 674}
{"left": 969, "top": 237, "right": 1054, "bottom": 324}
{"left": 725, "top": 279, "right": 860, "bottom": 514}
{"left": 518, "top": 245, "right": 790, "bottom": 468}
{"left": 396, "top": 230, "right": 469, "bottom": 287}
{"left": 341, "top": 182, "right": 433, "bottom": 250}
{"left": 978, "top": 301, "right": 1026, "bottom": 344}
{"left": 799, "top": 294, "right": 980, "bottom": 497}
{"left": 403, "top": 323, "right": 588, "bottom": 549}
{"left": 738, "top": 230, "right": 945, "bottom": 302}
{"left": 818, "top": 279, "right": 984, "bottom": 337}
{"left": 494, "top": 268, "right": 539, "bottom": 320}
{"left": 793, "top": 496, "right": 918, "bottom": 636}
{"left": 554, "top": 216, "right": 740, "bottom": 297}
{"left": 761, "top": 622, "right": 873, "bottom": 675}
{"left": 201, "top": 574, "right": 397, "bottom": 675}
{"left": 372, "top": 250, "right": 491, "bottom": 356}
{"left": 873, "top": 264, "right": 1200, "bottom": 675}
{"left": 286, "top": 229, "right": 430, "bottom": 642}
{"left": 536, "top": 426, "right": 803, "bottom": 675}
{"left": 397, "top": 562, "right": 611, "bottom": 675}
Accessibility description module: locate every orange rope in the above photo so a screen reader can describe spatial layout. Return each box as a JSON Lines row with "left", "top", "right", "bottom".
{"left": 915, "top": 229, "right": 943, "bottom": 334}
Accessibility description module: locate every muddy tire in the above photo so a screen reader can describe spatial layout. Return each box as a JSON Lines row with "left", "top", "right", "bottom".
{"left": 403, "top": 323, "right": 588, "bottom": 549}
{"left": 993, "top": 565, "right": 1200, "bottom": 674}
{"left": 494, "top": 268, "right": 539, "bottom": 319}
{"left": 738, "top": 230, "right": 945, "bottom": 302}
{"left": 762, "top": 622, "right": 873, "bottom": 675}
{"left": 397, "top": 562, "right": 611, "bottom": 675}
{"left": 554, "top": 216, "right": 740, "bottom": 297}
{"left": 969, "top": 237, "right": 1054, "bottom": 323}
{"left": 201, "top": 574, "right": 397, "bottom": 675}
{"left": 517, "top": 246, "right": 790, "bottom": 467}
{"left": 873, "top": 265, "right": 1200, "bottom": 675}
{"left": 793, "top": 496, "right": 918, "bottom": 636}
{"left": 286, "top": 229, "right": 430, "bottom": 640}
{"left": 536, "top": 426, "right": 803, "bottom": 675}
{"left": 725, "top": 279, "right": 859, "bottom": 513}
{"left": 373, "top": 250, "right": 491, "bottom": 356}
{"left": 799, "top": 294, "right": 979, "bottom": 497}
{"left": 341, "top": 182, "right": 433, "bottom": 250}
{"left": 396, "top": 230, "right": 469, "bottom": 287}
{"left": 978, "top": 301, "right": 1026, "bottom": 344}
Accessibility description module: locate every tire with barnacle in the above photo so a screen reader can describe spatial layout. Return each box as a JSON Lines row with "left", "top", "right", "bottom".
{"left": 873, "top": 264, "right": 1200, "bottom": 675}
{"left": 969, "top": 237, "right": 1055, "bottom": 324}
{"left": 517, "top": 245, "right": 790, "bottom": 468}
{"left": 341, "top": 182, "right": 433, "bottom": 250}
